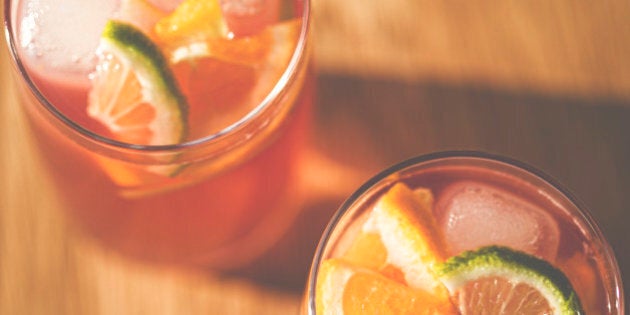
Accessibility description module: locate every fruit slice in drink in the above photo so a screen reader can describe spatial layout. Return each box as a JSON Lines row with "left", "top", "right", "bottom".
{"left": 168, "top": 19, "right": 301, "bottom": 138}
{"left": 85, "top": 0, "right": 301, "bottom": 189}
{"left": 437, "top": 246, "right": 584, "bottom": 314}
{"left": 88, "top": 20, "right": 187, "bottom": 146}
{"left": 316, "top": 259, "right": 456, "bottom": 314}
{"left": 155, "top": 0, "right": 228, "bottom": 44}
{"left": 340, "top": 183, "right": 448, "bottom": 294}
{"left": 316, "top": 183, "right": 456, "bottom": 314}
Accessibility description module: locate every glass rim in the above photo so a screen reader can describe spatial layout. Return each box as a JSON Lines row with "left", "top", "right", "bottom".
{"left": 3, "top": 0, "right": 311, "bottom": 153}
{"left": 306, "top": 150, "right": 624, "bottom": 314}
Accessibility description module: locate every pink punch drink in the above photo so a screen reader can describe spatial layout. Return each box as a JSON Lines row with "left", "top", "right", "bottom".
{"left": 5, "top": 0, "right": 313, "bottom": 268}
{"left": 304, "top": 152, "right": 624, "bottom": 314}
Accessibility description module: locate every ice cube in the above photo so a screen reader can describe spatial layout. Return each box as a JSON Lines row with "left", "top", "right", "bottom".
{"left": 434, "top": 181, "right": 560, "bottom": 262}
{"left": 18, "top": 0, "right": 118, "bottom": 79}
{"left": 220, "top": 0, "right": 280, "bottom": 37}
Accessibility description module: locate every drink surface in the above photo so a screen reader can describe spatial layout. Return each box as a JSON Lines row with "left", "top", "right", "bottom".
{"left": 309, "top": 156, "right": 623, "bottom": 314}
{"left": 7, "top": 0, "right": 312, "bottom": 267}
{"left": 15, "top": 0, "right": 304, "bottom": 144}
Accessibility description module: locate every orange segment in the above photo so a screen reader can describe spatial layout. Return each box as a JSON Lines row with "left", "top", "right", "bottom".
{"left": 153, "top": 0, "right": 301, "bottom": 137}
{"left": 168, "top": 19, "right": 301, "bottom": 138}
{"left": 341, "top": 183, "right": 449, "bottom": 295}
{"left": 167, "top": 18, "right": 301, "bottom": 66}
{"left": 154, "top": 0, "right": 228, "bottom": 45}
{"left": 343, "top": 232, "right": 387, "bottom": 271}
{"left": 316, "top": 259, "right": 457, "bottom": 315}
{"left": 153, "top": 0, "right": 300, "bottom": 67}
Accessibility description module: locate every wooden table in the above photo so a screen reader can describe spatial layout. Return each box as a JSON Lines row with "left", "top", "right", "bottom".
{"left": 2, "top": 1, "right": 629, "bottom": 314}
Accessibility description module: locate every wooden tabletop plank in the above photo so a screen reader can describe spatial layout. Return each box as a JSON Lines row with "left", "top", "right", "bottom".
{"left": 313, "top": 0, "right": 630, "bottom": 99}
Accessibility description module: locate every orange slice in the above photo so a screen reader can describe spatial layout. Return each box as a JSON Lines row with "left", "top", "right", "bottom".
{"left": 341, "top": 183, "right": 449, "bottom": 295}
{"left": 151, "top": 0, "right": 301, "bottom": 136}
{"left": 154, "top": 0, "right": 228, "bottom": 45}
{"left": 168, "top": 18, "right": 301, "bottom": 66}
{"left": 152, "top": 0, "right": 300, "bottom": 67}
{"left": 167, "top": 19, "right": 301, "bottom": 138}
{"left": 316, "top": 259, "right": 457, "bottom": 315}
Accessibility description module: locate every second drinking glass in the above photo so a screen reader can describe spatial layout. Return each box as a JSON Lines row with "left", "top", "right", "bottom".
{"left": 304, "top": 151, "right": 624, "bottom": 314}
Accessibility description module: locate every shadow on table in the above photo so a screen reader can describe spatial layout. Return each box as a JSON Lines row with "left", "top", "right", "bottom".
{"left": 230, "top": 74, "right": 630, "bottom": 302}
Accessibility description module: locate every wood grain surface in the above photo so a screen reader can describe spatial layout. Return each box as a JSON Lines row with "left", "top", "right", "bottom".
{"left": 313, "top": 0, "right": 630, "bottom": 99}
{"left": 2, "top": 1, "right": 629, "bottom": 314}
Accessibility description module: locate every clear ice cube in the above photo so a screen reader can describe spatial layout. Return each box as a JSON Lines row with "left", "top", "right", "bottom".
{"left": 434, "top": 181, "right": 560, "bottom": 262}
{"left": 18, "top": 0, "right": 119, "bottom": 79}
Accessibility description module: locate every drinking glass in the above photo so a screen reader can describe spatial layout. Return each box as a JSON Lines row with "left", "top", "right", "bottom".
{"left": 4, "top": 0, "right": 313, "bottom": 269}
{"left": 304, "top": 151, "right": 624, "bottom": 314}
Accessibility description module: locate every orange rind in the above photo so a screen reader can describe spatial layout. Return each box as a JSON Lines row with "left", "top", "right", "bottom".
{"left": 342, "top": 183, "right": 448, "bottom": 295}
{"left": 316, "top": 259, "right": 457, "bottom": 315}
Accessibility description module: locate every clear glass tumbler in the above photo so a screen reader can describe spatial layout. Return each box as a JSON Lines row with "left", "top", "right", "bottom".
{"left": 4, "top": 0, "right": 313, "bottom": 269}
{"left": 304, "top": 151, "right": 624, "bottom": 314}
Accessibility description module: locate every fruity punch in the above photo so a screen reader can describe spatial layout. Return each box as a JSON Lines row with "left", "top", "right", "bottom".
{"left": 5, "top": 0, "right": 313, "bottom": 268}
{"left": 304, "top": 152, "right": 624, "bottom": 315}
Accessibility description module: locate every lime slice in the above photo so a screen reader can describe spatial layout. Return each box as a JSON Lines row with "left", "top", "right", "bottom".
{"left": 436, "top": 246, "right": 584, "bottom": 314}
{"left": 88, "top": 20, "right": 187, "bottom": 146}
